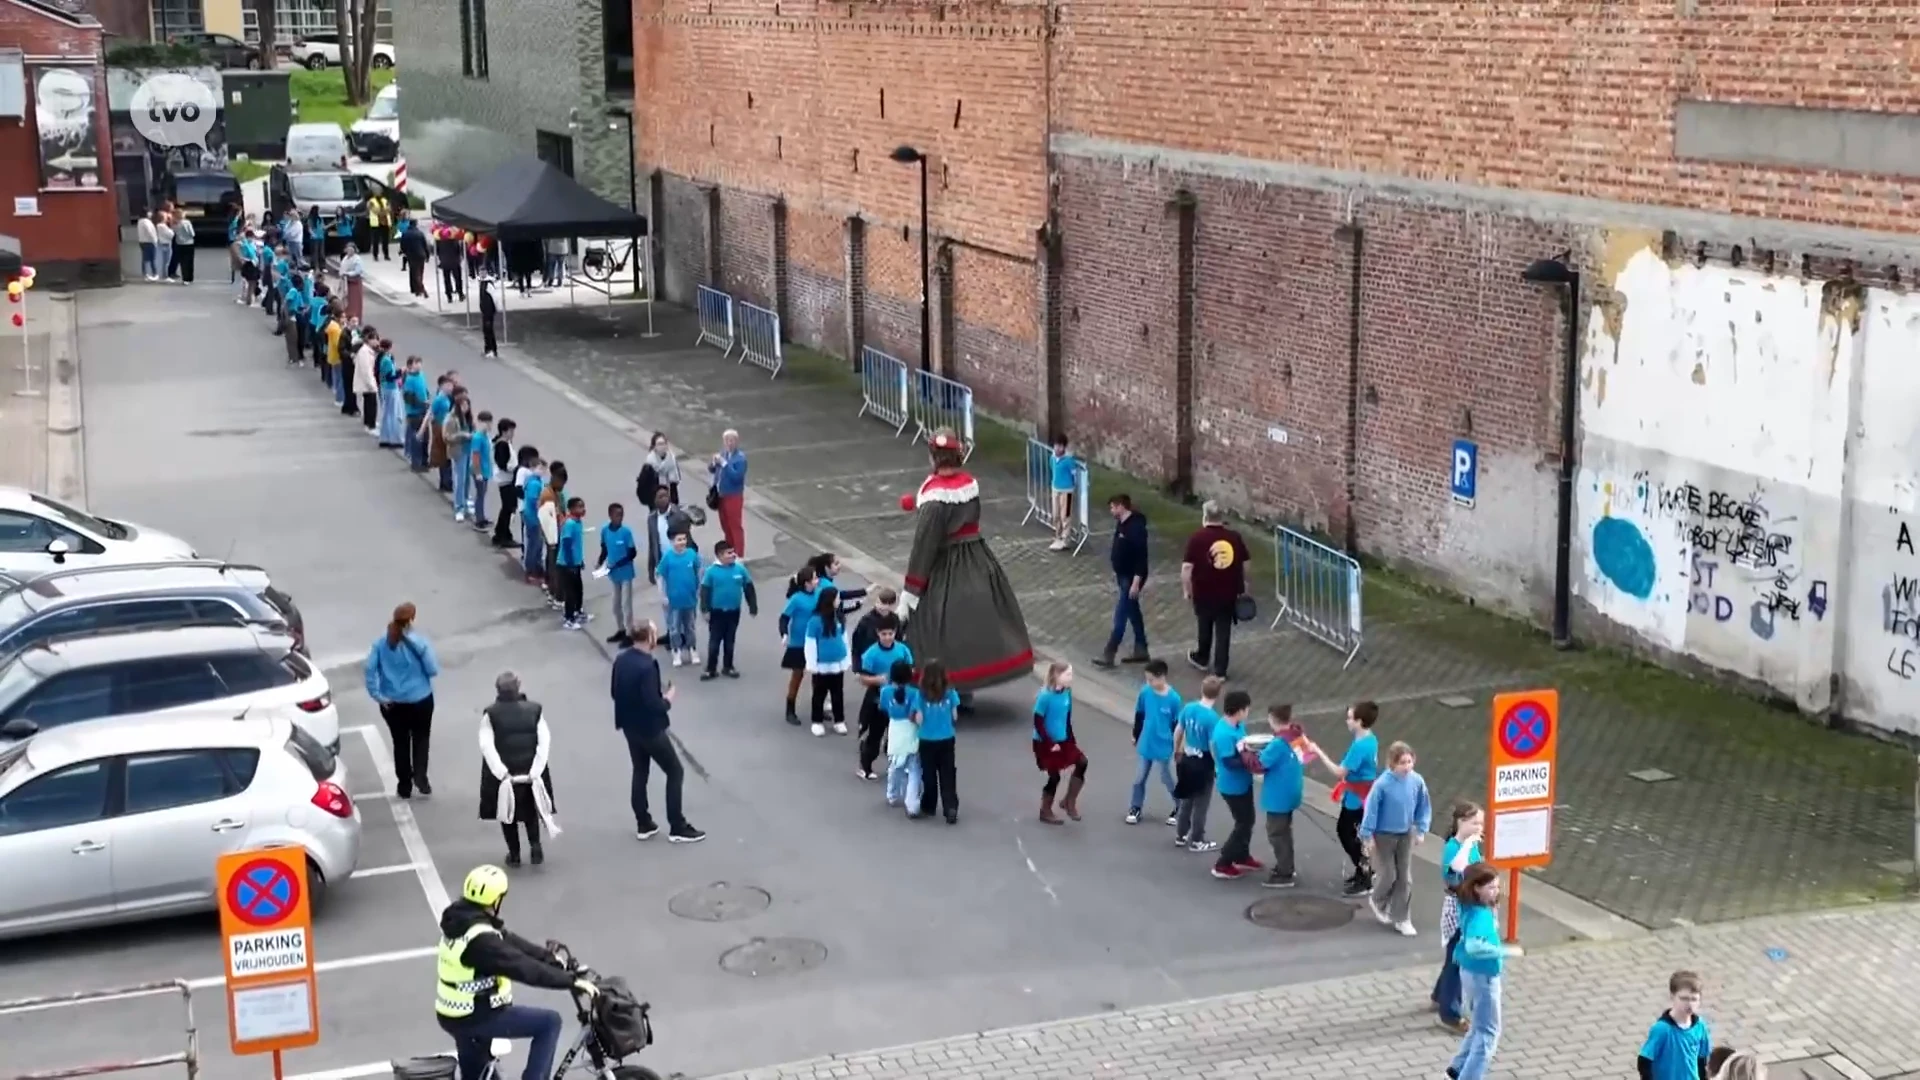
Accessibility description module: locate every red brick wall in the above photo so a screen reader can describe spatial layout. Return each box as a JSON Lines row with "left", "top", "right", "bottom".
{"left": 947, "top": 244, "right": 1038, "bottom": 421}
{"left": 1051, "top": 0, "right": 1920, "bottom": 235}
{"left": 0, "top": 5, "right": 117, "bottom": 287}
{"left": 634, "top": 0, "right": 1046, "bottom": 374}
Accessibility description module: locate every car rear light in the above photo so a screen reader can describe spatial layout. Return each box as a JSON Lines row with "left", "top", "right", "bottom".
{"left": 297, "top": 692, "right": 332, "bottom": 713}
{"left": 312, "top": 781, "right": 352, "bottom": 817}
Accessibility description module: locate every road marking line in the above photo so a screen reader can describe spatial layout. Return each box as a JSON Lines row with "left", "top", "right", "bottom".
{"left": 174, "top": 945, "right": 438, "bottom": 990}
{"left": 353, "top": 725, "right": 452, "bottom": 919}
{"left": 288, "top": 1059, "right": 450, "bottom": 1080}
{"left": 354, "top": 861, "right": 423, "bottom": 878}
{"left": 1014, "top": 834, "right": 1061, "bottom": 908}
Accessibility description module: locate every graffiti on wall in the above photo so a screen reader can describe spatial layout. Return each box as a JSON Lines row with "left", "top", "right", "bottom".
{"left": 1586, "top": 471, "right": 1827, "bottom": 646}
{"left": 1882, "top": 516, "right": 1920, "bottom": 680}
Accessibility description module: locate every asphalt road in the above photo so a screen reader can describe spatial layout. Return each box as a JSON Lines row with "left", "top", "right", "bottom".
{"left": 0, "top": 280, "right": 1575, "bottom": 1080}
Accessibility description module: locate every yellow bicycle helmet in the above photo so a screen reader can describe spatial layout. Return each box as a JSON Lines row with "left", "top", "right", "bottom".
{"left": 462, "top": 864, "right": 510, "bottom": 907}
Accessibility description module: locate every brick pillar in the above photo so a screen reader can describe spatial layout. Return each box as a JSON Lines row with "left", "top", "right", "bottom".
{"left": 703, "top": 186, "right": 722, "bottom": 286}
{"left": 647, "top": 170, "right": 667, "bottom": 302}
{"left": 771, "top": 197, "right": 790, "bottom": 339}
{"left": 1170, "top": 189, "right": 1198, "bottom": 498}
{"left": 844, "top": 215, "right": 867, "bottom": 369}
{"left": 1038, "top": 222, "right": 1064, "bottom": 441}
{"left": 933, "top": 240, "right": 955, "bottom": 379}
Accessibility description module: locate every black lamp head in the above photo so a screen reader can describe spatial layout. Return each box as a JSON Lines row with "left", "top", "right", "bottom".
{"left": 1522, "top": 256, "right": 1575, "bottom": 285}
{"left": 890, "top": 145, "right": 924, "bottom": 164}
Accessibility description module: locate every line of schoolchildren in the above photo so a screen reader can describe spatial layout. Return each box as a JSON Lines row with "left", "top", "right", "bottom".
{"left": 771, "top": 557, "right": 963, "bottom": 824}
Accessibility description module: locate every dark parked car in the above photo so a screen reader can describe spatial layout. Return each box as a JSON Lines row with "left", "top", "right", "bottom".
{"left": 170, "top": 31, "right": 263, "bottom": 70}
{"left": 0, "top": 561, "right": 307, "bottom": 657}
{"left": 159, "top": 171, "right": 244, "bottom": 244}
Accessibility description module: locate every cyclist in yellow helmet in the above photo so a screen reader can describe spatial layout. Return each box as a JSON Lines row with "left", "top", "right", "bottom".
{"left": 436, "top": 865, "right": 594, "bottom": 1080}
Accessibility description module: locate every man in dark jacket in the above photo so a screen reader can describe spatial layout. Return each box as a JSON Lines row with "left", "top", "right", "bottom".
{"left": 435, "top": 865, "right": 593, "bottom": 1080}
{"left": 1181, "top": 500, "right": 1251, "bottom": 678}
{"left": 478, "top": 275, "right": 499, "bottom": 357}
{"left": 435, "top": 227, "right": 467, "bottom": 301}
{"left": 399, "top": 211, "right": 431, "bottom": 297}
{"left": 1094, "top": 494, "right": 1151, "bottom": 668}
{"left": 611, "top": 621, "right": 705, "bottom": 843}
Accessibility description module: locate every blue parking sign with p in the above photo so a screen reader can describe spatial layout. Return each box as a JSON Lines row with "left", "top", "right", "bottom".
{"left": 1451, "top": 439, "right": 1477, "bottom": 507}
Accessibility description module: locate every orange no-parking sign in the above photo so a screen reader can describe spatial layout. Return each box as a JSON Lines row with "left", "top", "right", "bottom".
{"left": 1485, "top": 689, "right": 1558, "bottom": 870}
{"left": 216, "top": 846, "right": 320, "bottom": 1061}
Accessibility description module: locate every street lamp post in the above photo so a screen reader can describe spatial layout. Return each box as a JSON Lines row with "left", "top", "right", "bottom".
{"left": 890, "top": 145, "right": 931, "bottom": 372}
{"left": 1522, "top": 254, "right": 1581, "bottom": 650}
{"left": 609, "top": 111, "right": 640, "bottom": 298}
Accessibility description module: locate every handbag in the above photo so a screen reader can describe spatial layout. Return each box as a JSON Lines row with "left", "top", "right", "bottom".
{"left": 1233, "top": 593, "right": 1258, "bottom": 623}
{"left": 705, "top": 486, "right": 722, "bottom": 511}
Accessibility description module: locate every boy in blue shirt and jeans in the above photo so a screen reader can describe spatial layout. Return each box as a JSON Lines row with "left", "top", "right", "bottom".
{"left": 698, "top": 539, "right": 757, "bottom": 680}
{"left": 1636, "top": 971, "right": 1711, "bottom": 1080}
{"left": 655, "top": 529, "right": 703, "bottom": 667}
{"left": 597, "top": 502, "right": 639, "bottom": 643}
{"left": 555, "top": 497, "right": 588, "bottom": 630}
{"left": 1047, "top": 434, "right": 1082, "bottom": 552}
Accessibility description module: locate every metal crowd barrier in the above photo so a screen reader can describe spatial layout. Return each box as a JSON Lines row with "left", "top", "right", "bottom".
{"left": 694, "top": 284, "right": 736, "bottom": 356}
{"left": 736, "top": 301, "right": 784, "bottom": 378}
{"left": 856, "top": 346, "right": 913, "bottom": 436}
{"left": 1020, "top": 438, "right": 1091, "bottom": 554}
{"left": 910, "top": 369, "right": 976, "bottom": 462}
{"left": 1, "top": 980, "right": 200, "bottom": 1080}
{"left": 1272, "top": 525, "right": 1364, "bottom": 668}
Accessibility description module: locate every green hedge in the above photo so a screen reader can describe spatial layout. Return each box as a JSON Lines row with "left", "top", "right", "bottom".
{"left": 106, "top": 43, "right": 211, "bottom": 68}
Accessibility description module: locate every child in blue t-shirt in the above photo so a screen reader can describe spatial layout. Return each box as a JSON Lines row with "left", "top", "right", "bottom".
{"left": 555, "top": 497, "right": 588, "bottom": 630}
{"left": 654, "top": 530, "right": 703, "bottom": 666}
{"left": 855, "top": 613, "right": 914, "bottom": 781}
{"left": 1047, "top": 434, "right": 1082, "bottom": 552}
{"left": 597, "top": 502, "right": 639, "bottom": 642}
{"left": 1637, "top": 972, "right": 1711, "bottom": 1080}
{"left": 1171, "top": 676, "right": 1224, "bottom": 851}
{"left": 878, "top": 661, "right": 922, "bottom": 814}
{"left": 1315, "top": 700, "right": 1381, "bottom": 896}
{"left": 1433, "top": 800, "right": 1484, "bottom": 1029}
{"left": 697, "top": 539, "right": 756, "bottom": 680}
{"left": 914, "top": 661, "right": 962, "bottom": 823}
{"left": 803, "top": 587, "right": 850, "bottom": 737}
{"left": 777, "top": 566, "right": 819, "bottom": 725}
{"left": 1127, "top": 658, "right": 1182, "bottom": 824}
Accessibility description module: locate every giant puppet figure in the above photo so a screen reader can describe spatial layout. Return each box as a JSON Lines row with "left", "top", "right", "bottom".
{"left": 896, "top": 428, "right": 1034, "bottom": 692}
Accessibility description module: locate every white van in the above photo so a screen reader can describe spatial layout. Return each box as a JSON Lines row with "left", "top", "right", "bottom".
{"left": 285, "top": 122, "right": 351, "bottom": 172}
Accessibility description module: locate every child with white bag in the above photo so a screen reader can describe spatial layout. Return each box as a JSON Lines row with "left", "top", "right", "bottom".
{"left": 880, "top": 660, "right": 923, "bottom": 816}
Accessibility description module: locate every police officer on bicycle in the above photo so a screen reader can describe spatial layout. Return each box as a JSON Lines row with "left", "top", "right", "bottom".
{"left": 437, "top": 865, "right": 596, "bottom": 1080}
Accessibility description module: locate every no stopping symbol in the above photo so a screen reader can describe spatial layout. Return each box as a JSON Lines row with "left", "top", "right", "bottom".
{"left": 1497, "top": 700, "right": 1551, "bottom": 760}
{"left": 227, "top": 858, "right": 301, "bottom": 928}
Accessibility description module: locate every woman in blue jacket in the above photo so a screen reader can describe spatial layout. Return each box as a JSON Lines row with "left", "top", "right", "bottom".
{"left": 364, "top": 602, "right": 441, "bottom": 800}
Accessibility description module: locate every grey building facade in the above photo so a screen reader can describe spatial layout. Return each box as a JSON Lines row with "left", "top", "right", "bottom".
{"left": 393, "top": 0, "right": 634, "bottom": 207}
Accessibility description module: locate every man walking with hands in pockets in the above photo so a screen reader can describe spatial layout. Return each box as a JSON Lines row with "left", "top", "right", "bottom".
{"left": 611, "top": 621, "right": 706, "bottom": 845}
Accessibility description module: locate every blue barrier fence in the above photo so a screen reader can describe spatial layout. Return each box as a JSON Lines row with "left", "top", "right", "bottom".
{"left": 1020, "top": 438, "right": 1091, "bottom": 555}
{"left": 736, "top": 301, "right": 783, "bottom": 378}
{"left": 857, "top": 347, "right": 912, "bottom": 436}
{"left": 910, "top": 369, "right": 975, "bottom": 462}
{"left": 1272, "top": 525, "right": 1363, "bottom": 668}
{"left": 695, "top": 285, "right": 736, "bottom": 356}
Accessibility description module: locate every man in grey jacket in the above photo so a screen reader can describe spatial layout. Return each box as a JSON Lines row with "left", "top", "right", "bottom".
{"left": 644, "top": 486, "right": 698, "bottom": 585}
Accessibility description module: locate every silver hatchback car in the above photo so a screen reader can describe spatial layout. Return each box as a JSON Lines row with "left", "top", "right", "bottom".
{"left": 0, "top": 711, "right": 362, "bottom": 940}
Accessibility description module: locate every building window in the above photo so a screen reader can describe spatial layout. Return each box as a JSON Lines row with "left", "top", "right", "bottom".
{"left": 460, "top": 0, "right": 490, "bottom": 79}
{"left": 243, "top": 1, "right": 386, "bottom": 47}
{"left": 153, "top": 0, "right": 207, "bottom": 38}
{"left": 605, "top": 0, "right": 633, "bottom": 93}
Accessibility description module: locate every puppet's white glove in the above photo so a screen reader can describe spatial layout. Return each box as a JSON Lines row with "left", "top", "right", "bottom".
{"left": 899, "top": 592, "right": 919, "bottom": 618}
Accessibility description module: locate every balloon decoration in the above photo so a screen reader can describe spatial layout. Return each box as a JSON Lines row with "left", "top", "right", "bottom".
{"left": 9, "top": 266, "right": 34, "bottom": 327}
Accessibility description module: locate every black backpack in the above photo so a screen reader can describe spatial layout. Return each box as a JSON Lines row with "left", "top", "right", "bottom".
{"left": 589, "top": 977, "right": 653, "bottom": 1060}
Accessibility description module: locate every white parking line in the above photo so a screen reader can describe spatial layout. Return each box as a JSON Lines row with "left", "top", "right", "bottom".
{"left": 347, "top": 724, "right": 453, "bottom": 918}
{"left": 289, "top": 1058, "right": 447, "bottom": 1080}
{"left": 182, "top": 945, "right": 437, "bottom": 990}
{"left": 354, "top": 862, "right": 424, "bottom": 878}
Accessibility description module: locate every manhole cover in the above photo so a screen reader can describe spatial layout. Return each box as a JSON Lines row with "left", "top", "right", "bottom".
{"left": 1245, "top": 895, "right": 1355, "bottom": 932}
{"left": 719, "top": 937, "right": 827, "bottom": 976}
{"left": 668, "top": 882, "right": 771, "bottom": 922}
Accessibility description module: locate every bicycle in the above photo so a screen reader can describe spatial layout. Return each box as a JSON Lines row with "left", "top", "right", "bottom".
{"left": 393, "top": 941, "right": 664, "bottom": 1080}
{"left": 579, "top": 239, "right": 639, "bottom": 285}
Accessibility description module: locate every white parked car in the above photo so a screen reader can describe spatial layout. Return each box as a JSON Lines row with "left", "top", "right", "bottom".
{"left": 295, "top": 33, "right": 396, "bottom": 70}
{"left": 350, "top": 83, "right": 400, "bottom": 163}
{"left": 0, "top": 712, "right": 361, "bottom": 940}
{"left": 0, "top": 487, "right": 197, "bottom": 579}
{"left": 0, "top": 623, "right": 341, "bottom": 754}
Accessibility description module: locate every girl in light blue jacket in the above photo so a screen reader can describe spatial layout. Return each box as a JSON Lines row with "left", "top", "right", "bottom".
{"left": 363, "top": 602, "right": 441, "bottom": 800}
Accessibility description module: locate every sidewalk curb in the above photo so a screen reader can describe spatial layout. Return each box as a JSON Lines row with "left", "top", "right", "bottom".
{"left": 43, "top": 292, "right": 85, "bottom": 506}
{"left": 377, "top": 287, "right": 1648, "bottom": 945}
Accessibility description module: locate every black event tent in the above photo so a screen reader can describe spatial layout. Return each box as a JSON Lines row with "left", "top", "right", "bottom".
{"left": 431, "top": 157, "right": 647, "bottom": 242}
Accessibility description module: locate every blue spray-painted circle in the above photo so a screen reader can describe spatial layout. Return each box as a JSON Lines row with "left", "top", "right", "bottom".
{"left": 1592, "top": 517, "right": 1657, "bottom": 600}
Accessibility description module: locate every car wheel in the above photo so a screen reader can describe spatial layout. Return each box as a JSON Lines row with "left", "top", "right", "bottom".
{"left": 371, "top": 54, "right": 393, "bottom": 69}
{"left": 306, "top": 856, "right": 329, "bottom": 914}
{"left": 305, "top": 54, "right": 328, "bottom": 70}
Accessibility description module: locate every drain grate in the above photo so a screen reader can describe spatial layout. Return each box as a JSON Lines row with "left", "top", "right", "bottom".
{"left": 719, "top": 937, "right": 827, "bottom": 977}
{"left": 668, "top": 882, "right": 771, "bottom": 922}
{"left": 1245, "top": 895, "right": 1356, "bottom": 932}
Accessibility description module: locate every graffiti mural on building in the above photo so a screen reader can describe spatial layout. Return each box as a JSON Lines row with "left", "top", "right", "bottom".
{"left": 1880, "top": 518, "right": 1920, "bottom": 680}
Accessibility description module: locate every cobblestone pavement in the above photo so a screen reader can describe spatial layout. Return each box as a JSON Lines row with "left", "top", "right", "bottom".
{"left": 403, "top": 297, "right": 1915, "bottom": 928}
{"left": 707, "top": 900, "right": 1920, "bottom": 1080}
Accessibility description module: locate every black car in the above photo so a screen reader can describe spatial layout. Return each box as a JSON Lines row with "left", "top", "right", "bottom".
{"left": 161, "top": 170, "right": 244, "bottom": 244}
{"left": 171, "top": 31, "right": 263, "bottom": 70}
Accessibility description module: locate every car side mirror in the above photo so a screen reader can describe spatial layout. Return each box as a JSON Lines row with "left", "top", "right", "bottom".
{"left": 45, "top": 539, "right": 69, "bottom": 562}
{"left": 0, "top": 719, "right": 39, "bottom": 740}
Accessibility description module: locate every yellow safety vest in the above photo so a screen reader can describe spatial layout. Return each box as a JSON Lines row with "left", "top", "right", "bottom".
{"left": 368, "top": 196, "right": 390, "bottom": 228}
{"left": 434, "top": 924, "right": 514, "bottom": 1019}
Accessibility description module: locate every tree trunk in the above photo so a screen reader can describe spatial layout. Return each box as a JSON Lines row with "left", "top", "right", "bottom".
{"left": 255, "top": 0, "right": 277, "bottom": 68}
{"left": 335, "top": 0, "right": 362, "bottom": 105}
{"left": 351, "top": 0, "right": 379, "bottom": 102}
